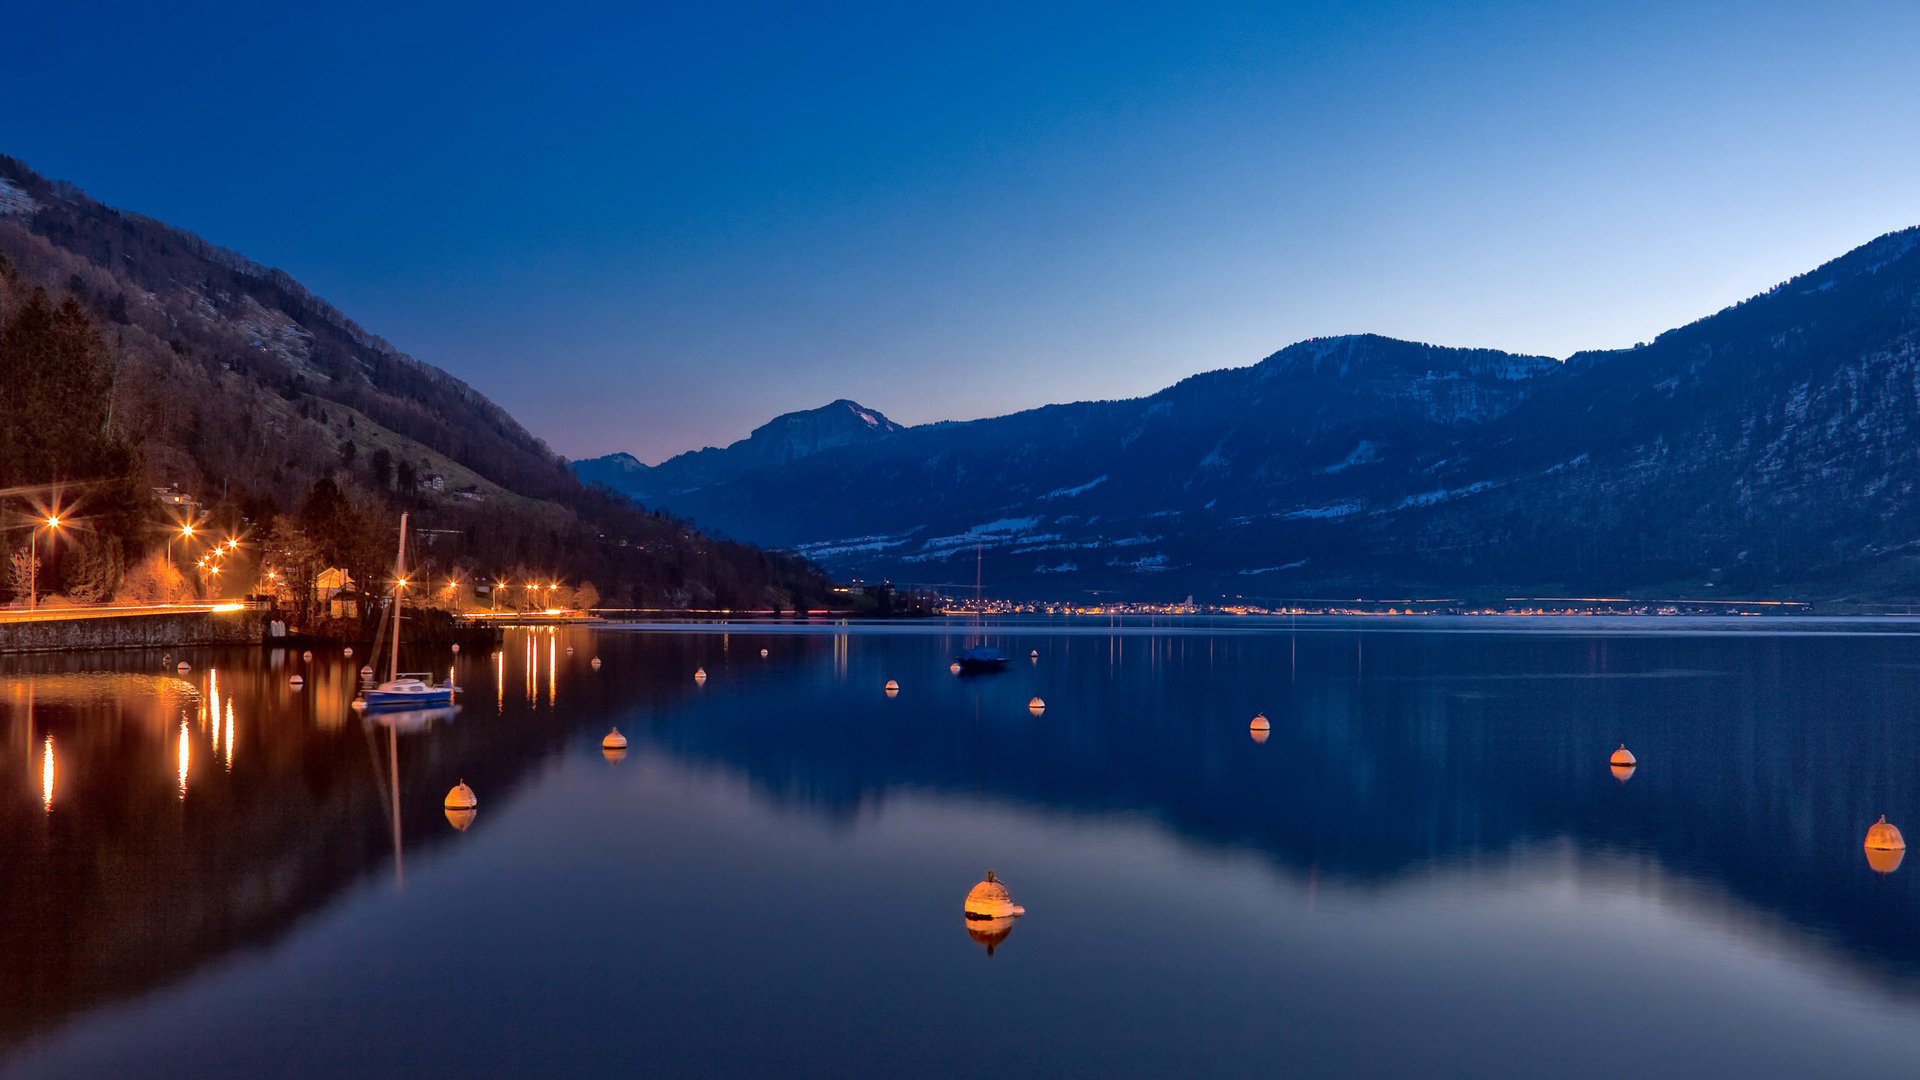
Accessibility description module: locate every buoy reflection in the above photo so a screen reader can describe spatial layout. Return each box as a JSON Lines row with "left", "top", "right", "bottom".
{"left": 1611, "top": 763, "right": 1636, "bottom": 783}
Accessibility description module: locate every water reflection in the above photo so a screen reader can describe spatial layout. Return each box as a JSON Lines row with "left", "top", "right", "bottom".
{"left": 6, "top": 626, "right": 1920, "bottom": 1077}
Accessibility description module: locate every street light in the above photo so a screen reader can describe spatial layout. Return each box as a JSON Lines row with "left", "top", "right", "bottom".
{"left": 494, "top": 580, "right": 507, "bottom": 613}
{"left": 28, "top": 515, "right": 61, "bottom": 611}
{"left": 168, "top": 522, "right": 197, "bottom": 562}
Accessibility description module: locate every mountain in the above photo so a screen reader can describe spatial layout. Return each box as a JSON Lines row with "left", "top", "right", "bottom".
{"left": 0, "top": 155, "right": 832, "bottom": 611}
{"left": 575, "top": 399, "right": 903, "bottom": 502}
{"left": 577, "top": 228, "right": 1920, "bottom": 602}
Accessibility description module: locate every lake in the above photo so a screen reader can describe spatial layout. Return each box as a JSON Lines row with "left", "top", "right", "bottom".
{"left": 4, "top": 618, "right": 1920, "bottom": 1078}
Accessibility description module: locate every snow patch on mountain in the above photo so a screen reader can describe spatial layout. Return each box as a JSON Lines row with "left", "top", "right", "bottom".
{"left": 0, "top": 178, "right": 37, "bottom": 216}
{"left": 1042, "top": 475, "right": 1107, "bottom": 499}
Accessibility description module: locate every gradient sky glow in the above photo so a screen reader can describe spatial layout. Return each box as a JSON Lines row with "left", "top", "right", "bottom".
{"left": 4, "top": 1, "right": 1918, "bottom": 461}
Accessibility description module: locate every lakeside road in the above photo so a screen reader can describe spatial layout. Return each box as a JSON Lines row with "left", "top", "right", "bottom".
{"left": 0, "top": 603, "right": 244, "bottom": 626}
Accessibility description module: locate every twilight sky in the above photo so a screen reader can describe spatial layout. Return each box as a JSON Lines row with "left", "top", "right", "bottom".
{"left": 4, "top": 1, "right": 1917, "bottom": 462}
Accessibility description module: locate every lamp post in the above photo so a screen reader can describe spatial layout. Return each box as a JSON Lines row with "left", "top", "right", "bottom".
{"left": 168, "top": 522, "right": 196, "bottom": 563}
{"left": 29, "top": 515, "right": 61, "bottom": 611}
{"left": 494, "top": 581, "right": 506, "bottom": 613}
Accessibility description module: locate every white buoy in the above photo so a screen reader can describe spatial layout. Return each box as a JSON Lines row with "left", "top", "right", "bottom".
{"left": 177, "top": 662, "right": 191, "bottom": 674}
{"left": 452, "top": 643, "right": 461, "bottom": 654}
{"left": 760, "top": 648, "right": 769, "bottom": 658}
{"left": 1030, "top": 649, "right": 1039, "bottom": 660}
{"left": 361, "top": 665, "right": 374, "bottom": 678}
{"left": 590, "top": 657, "right": 602, "bottom": 669}
{"left": 445, "top": 781, "right": 478, "bottom": 811}
{"left": 343, "top": 646, "right": 353, "bottom": 658}
{"left": 303, "top": 650, "right": 314, "bottom": 661}
{"left": 1028, "top": 696, "right": 1046, "bottom": 714}
{"left": 289, "top": 675, "right": 304, "bottom": 688}
{"left": 566, "top": 646, "right": 574, "bottom": 654}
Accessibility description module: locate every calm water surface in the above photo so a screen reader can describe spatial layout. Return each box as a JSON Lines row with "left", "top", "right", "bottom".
{"left": 5, "top": 619, "right": 1920, "bottom": 1078}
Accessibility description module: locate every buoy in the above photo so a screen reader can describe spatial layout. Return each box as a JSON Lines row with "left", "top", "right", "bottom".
{"left": 1250, "top": 727, "right": 1270, "bottom": 745}
{"left": 884, "top": 679, "right": 900, "bottom": 697}
{"left": 445, "top": 805, "right": 476, "bottom": 831}
{"left": 964, "top": 870, "right": 1027, "bottom": 920}
{"left": 760, "top": 648, "right": 769, "bottom": 658}
{"left": 303, "top": 650, "right": 313, "bottom": 661}
{"left": 1027, "top": 696, "right": 1046, "bottom": 714}
{"left": 1866, "top": 816, "right": 1905, "bottom": 875}
{"left": 1250, "top": 713, "right": 1271, "bottom": 731}
{"left": 445, "top": 781, "right": 478, "bottom": 811}
{"left": 1866, "top": 815, "right": 1906, "bottom": 852}
{"left": 694, "top": 667, "right": 707, "bottom": 683}
{"left": 343, "top": 646, "right": 353, "bottom": 658}
{"left": 566, "top": 645, "right": 574, "bottom": 654}
{"left": 162, "top": 654, "right": 170, "bottom": 663}
{"left": 451, "top": 643, "right": 461, "bottom": 654}
{"left": 289, "top": 675, "right": 304, "bottom": 688}
{"left": 949, "top": 662, "right": 962, "bottom": 675}
{"left": 590, "top": 657, "right": 602, "bottom": 669}
{"left": 1610, "top": 744, "right": 1636, "bottom": 767}
{"left": 602, "top": 728, "right": 628, "bottom": 751}
{"left": 176, "top": 662, "right": 190, "bottom": 673}
{"left": 1030, "top": 649, "right": 1039, "bottom": 660}
{"left": 360, "top": 665, "right": 374, "bottom": 678}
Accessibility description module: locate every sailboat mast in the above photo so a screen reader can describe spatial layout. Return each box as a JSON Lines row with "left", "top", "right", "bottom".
{"left": 389, "top": 512, "right": 409, "bottom": 682}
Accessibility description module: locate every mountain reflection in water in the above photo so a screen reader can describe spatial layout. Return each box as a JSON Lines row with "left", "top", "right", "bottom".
{"left": 3, "top": 622, "right": 1920, "bottom": 1078}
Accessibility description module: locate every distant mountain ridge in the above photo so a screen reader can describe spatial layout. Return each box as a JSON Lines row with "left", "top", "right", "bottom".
{"left": 576, "top": 399, "right": 903, "bottom": 500}
{"left": 576, "top": 227, "right": 1920, "bottom": 602}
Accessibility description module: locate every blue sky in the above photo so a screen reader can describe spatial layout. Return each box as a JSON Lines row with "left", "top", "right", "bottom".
{"left": 4, "top": 1, "right": 1917, "bottom": 460}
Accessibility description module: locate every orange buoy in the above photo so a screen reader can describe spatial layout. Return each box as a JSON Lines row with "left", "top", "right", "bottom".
{"left": 760, "top": 648, "right": 769, "bottom": 658}
{"left": 964, "top": 870, "right": 1027, "bottom": 921}
{"left": 1027, "top": 696, "right": 1046, "bottom": 715}
{"left": 949, "top": 662, "right": 962, "bottom": 675}
{"left": 1609, "top": 744, "right": 1636, "bottom": 767}
{"left": 445, "top": 805, "right": 476, "bottom": 831}
{"left": 445, "top": 781, "right": 478, "bottom": 811}
{"left": 602, "top": 728, "right": 628, "bottom": 751}
{"left": 694, "top": 667, "right": 707, "bottom": 683}
{"left": 1866, "top": 815, "right": 1905, "bottom": 851}
{"left": 590, "top": 657, "right": 602, "bottom": 669}
{"left": 1250, "top": 713, "right": 1271, "bottom": 731}
{"left": 1866, "top": 816, "right": 1905, "bottom": 874}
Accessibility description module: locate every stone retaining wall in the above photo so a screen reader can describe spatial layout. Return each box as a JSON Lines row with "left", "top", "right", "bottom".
{"left": 0, "top": 610, "right": 266, "bottom": 654}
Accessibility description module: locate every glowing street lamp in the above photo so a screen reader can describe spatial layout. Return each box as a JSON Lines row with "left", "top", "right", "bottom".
{"left": 494, "top": 580, "right": 507, "bottom": 613}
{"left": 29, "top": 515, "right": 61, "bottom": 611}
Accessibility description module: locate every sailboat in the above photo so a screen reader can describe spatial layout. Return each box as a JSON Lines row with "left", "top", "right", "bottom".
{"left": 357, "top": 512, "right": 458, "bottom": 711}
{"left": 955, "top": 543, "right": 1009, "bottom": 673}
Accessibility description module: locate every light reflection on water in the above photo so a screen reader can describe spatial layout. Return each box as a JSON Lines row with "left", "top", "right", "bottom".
{"left": 2, "top": 623, "right": 1920, "bottom": 1077}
